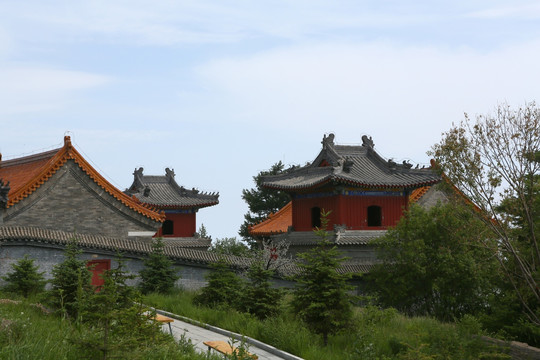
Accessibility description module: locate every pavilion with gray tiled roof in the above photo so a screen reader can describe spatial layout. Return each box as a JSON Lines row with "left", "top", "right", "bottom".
{"left": 125, "top": 167, "right": 219, "bottom": 209}
{"left": 125, "top": 167, "right": 219, "bottom": 240}
{"left": 261, "top": 134, "right": 440, "bottom": 191}
{"left": 256, "top": 133, "right": 443, "bottom": 266}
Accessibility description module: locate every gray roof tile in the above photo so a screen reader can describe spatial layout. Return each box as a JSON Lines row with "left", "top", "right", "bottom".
{"left": 125, "top": 168, "right": 219, "bottom": 209}
{"left": 262, "top": 134, "right": 440, "bottom": 190}
{"left": 0, "top": 226, "right": 244, "bottom": 267}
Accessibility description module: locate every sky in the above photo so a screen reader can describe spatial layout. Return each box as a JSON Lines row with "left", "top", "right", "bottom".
{"left": 0, "top": 1, "right": 539, "bottom": 239}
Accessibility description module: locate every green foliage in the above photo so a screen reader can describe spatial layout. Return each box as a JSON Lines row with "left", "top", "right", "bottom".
{"left": 194, "top": 223, "right": 211, "bottom": 239}
{"left": 139, "top": 238, "right": 180, "bottom": 294}
{"left": 49, "top": 241, "right": 93, "bottom": 318}
{"left": 144, "top": 290, "right": 504, "bottom": 360}
{"left": 209, "top": 237, "right": 250, "bottom": 257}
{"left": 239, "top": 259, "right": 282, "bottom": 320}
{"left": 430, "top": 102, "right": 540, "bottom": 328}
{"left": 194, "top": 259, "right": 243, "bottom": 308}
{"left": 291, "top": 210, "right": 354, "bottom": 345}
{"left": 239, "top": 161, "right": 294, "bottom": 248}
{"left": 0, "top": 294, "right": 214, "bottom": 360}
{"left": 367, "top": 202, "right": 498, "bottom": 321}
{"left": 2, "top": 255, "right": 46, "bottom": 298}
{"left": 73, "top": 257, "right": 173, "bottom": 359}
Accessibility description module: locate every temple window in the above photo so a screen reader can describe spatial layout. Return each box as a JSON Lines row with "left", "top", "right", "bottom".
{"left": 162, "top": 220, "right": 174, "bottom": 235}
{"left": 367, "top": 205, "right": 382, "bottom": 227}
{"left": 311, "top": 207, "right": 321, "bottom": 228}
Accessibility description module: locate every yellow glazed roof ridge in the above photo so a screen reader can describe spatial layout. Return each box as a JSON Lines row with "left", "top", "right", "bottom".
{"left": 5, "top": 136, "right": 165, "bottom": 222}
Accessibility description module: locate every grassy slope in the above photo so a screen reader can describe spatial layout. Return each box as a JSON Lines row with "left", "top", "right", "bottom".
{"left": 143, "top": 290, "right": 511, "bottom": 360}
{"left": 0, "top": 294, "right": 218, "bottom": 360}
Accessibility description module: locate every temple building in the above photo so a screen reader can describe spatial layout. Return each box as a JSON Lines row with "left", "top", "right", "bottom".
{"left": 0, "top": 136, "right": 164, "bottom": 237}
{"left": 250, "top": 133, "right": 444, "bottom": 261}
{"left": 0, "top": 136, "right": 226, "bottom": 289}
{"left": 125, "top": 167, "right": 219, "bottom": 245}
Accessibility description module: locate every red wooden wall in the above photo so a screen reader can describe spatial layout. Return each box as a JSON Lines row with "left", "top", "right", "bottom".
{"left": 155, "top": 212, "right": 196, "bottom": 238}
{"left": 292, "top": 194, "right": 408, "bottom": 231}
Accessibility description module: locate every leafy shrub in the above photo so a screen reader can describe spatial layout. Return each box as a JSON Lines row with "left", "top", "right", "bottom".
{"left": 2, "top": 255, "right": 46, "bottom": 298}
{"left": 139, "top": 238, "right": 180, "bottom": 294}
{"left": 239, "top": 260, "right": 282, "bottom": 320}
{"left": 194, "top": 259, "right": 242, "bottom": 308}
{"left": 49, "top": 241, "right": 92, "bottom": 318}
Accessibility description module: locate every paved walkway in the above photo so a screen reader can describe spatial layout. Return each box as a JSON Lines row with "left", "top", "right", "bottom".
{"left": 154, "top": 309, "right": 303, "bottom": 360}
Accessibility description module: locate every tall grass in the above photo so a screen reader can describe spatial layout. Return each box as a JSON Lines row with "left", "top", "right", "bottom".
{"left": 0, "top": 292, "right": 217, "bottom": 360}
{"left": 144, "top": 289, "right": 510, "bottom": 360}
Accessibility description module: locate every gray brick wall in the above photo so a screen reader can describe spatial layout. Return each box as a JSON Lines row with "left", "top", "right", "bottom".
{"left": 4, "top": 160, "right": 160, "bottom": 238}
{"left": 0, "top": 244, "right": 210, "bottom": 290}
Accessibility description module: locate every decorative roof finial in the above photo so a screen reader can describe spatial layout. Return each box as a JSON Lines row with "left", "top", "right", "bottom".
{"left": 64, "top": 135, "right": 72, "bottom": 148}
{"left": 361, "top": 135, "right": 374, "bottom": 148}
{"left": 165, "top": 168, "right": 175, "bottom": 181}
{"left": 322, "top": 133, "right": 335, "bottom": 149}
{"left": 143, "top": 186, "right": 151, "bottom": 197}
{"left": 133, "top": 167, "right": 144, "bottom": 177}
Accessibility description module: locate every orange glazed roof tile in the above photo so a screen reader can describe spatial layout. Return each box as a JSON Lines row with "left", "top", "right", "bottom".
{"left": 0, "top": 136, "right": 165, "bottom": 223}
{"left": 409, "top": 186, "right": 431, "bottom": 204}
{"left": 249, "top": 201, "right": 292, "bottom": 236}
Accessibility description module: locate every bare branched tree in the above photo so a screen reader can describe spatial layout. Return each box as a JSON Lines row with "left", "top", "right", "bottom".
{"left": 259, "top": 239, "right": 293, "bottom": 274}
{"left": 430, "top": 102, "right": 540, "bottom": 325}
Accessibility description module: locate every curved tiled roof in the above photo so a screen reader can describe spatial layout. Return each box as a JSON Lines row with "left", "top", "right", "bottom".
{"left": 261, "top": 134, "right": 441, "bottom": 191}
{"left": 409, "top": 186, "right": 431, "bottom": 204}
{"left": 249, "top": 201, "right": 292, "bottom": 236}
{"left": 272, "top": 229, "right": 386, "bottom": 246}
{"left": 125, "top": 168, "right": 219, "bottom": 209}
{"left": 0, "top": 137, "right": 165, "bottom": 222}
{"left": 0, "top": 226, "right": 247, "bottom": 267}
{"left": 0, "top": 226, "right": 374, "bottom": 275}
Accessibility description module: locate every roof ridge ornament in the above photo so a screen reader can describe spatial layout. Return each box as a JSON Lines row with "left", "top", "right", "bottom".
{"left": 134, "top": 167, "right": 144, "bottom": 178}
{"left": 64, "top": 136, "right": 72, "bottom": 148}
{"left": 165, "top": 167, "right": 175, "bottom": 181}
{"left": 321, "top": 133, "right": 335, "bottom": 149}
{"left": 361, "top": 135, "right": 374, "bottom": 148}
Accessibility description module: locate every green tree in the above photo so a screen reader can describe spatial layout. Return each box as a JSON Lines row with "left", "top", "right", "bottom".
{"left": 194, "top": 259, "right": 242, "bottom": 308}
{"left": 291, "top": 211, "right": 353, "bottom": 345}
{"left": 194, "top": 223, "right": 211, "bottom": 239}
{"left": 430, "top": 102, "right": 540, "bottom": 327}
{"left": 240, "top": 161, "right": 294, "bottom": 248}
{"left": 139, "top": 238, "right": 179, "bottom": 294}
{"left": 49, "top": 241, "right": 93, "bottom": 318}
{"left": 239, "top": 259, "right": 282, "bottom": 320}
{"left": 2, "top": 255, "right": 46, "bottom": 298}
{"left": 209, "top": 237, "right": 250, "bottom": 257}
{"left": 75, "top": 258, "right": 169, "bottom": 360}
{"left": 367, "top": 202, "right": 497, "bottom": 321}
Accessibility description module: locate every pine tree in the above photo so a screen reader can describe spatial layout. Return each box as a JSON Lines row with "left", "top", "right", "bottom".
{"left": 291, "top": 211, "right": 353, "bottom": 345}
{"left": 49, "top": 241, "right": 92, "bottom": 318}
{"left": 139, "top": 238, "right": 179, "bottom": 294}
{"left": 2, "top": 255, "right": 46, "bottom": 298}
{"left": 240, "top": 161, "right": 294, "bottom": 248}
{"left": 240, "top": 259, "right": 282, "bottom": 319}
{"left": 194, "top": 259, "right": 242, "bottom": 308}
{"left": 75, "top": 258, "right": 167, "bottom": 360}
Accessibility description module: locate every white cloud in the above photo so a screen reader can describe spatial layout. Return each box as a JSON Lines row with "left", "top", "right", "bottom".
{"left": 465, "top": 3, "right": 540, "bottom": 19}
{"left": 193, "top": 40, "right": 540, "bottom": 162}
{"left": 0, "top": 1, "right": 446, "bottom": 46}
{"left": 0, "top": 66, "right": 109, "bottom": 115}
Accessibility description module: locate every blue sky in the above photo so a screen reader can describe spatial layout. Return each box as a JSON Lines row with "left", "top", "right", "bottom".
{"left": 1, "top": 1, "right": 539, "bottom": 239}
